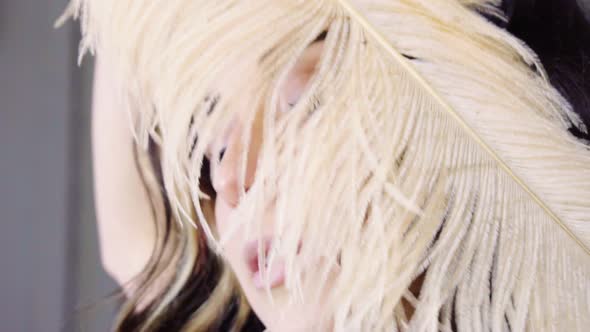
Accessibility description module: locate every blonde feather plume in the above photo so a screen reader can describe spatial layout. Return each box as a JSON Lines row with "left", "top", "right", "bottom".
{"left": 60, "top": 0, "right": 590, "bottom": 331}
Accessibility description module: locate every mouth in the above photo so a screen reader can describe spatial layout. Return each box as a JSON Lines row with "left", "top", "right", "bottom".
{"left": 244, "top": 237, "right": 286, "bottom": 290}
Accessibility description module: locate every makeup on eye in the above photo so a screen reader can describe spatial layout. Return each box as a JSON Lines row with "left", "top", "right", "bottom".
{"left": 205, "top": 94, "right": 220, "bottom": 115}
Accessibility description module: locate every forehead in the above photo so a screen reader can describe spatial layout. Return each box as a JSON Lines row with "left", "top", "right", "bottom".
{"left": 206, "top": 38, "right": 326, "bottom": 109}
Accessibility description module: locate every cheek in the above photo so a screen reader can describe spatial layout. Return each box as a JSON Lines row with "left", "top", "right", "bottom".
{"left": 214, "top": 197, "right": 232, "bottom": 241}
{"left": 214, "top": 198, "right": 245, "bottom": 265}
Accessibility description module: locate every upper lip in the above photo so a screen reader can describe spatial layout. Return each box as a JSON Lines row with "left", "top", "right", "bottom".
{"left": 244, "top": 237, "right": 273, "bottom": 275}
{"left": 244, "top": 237, "right": 303, "bottom": 275}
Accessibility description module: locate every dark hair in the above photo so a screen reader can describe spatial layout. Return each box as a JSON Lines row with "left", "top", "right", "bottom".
{"left": 505, "top": 0, "right": 590, "bottom": 139}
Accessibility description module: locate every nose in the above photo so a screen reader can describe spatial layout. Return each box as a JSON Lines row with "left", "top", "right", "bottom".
{"left": 211, "top": 114, "right": 261, "bottom": 207}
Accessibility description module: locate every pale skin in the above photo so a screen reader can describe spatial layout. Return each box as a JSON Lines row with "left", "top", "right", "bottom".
{"left": 92, "top": 56, "right": 157, "bottom": 287}
{"left": 94, "top": 41, "right": 326, "bottom": 330}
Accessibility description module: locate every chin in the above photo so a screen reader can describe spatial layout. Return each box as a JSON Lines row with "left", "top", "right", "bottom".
{"left": 236, "top": 273, "right": 332, "bottom": 331}
{"left": 252, "top": 301, "right": 328, "bottom": 332}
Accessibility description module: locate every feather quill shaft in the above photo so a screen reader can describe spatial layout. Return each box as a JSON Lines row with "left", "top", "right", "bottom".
{"left": 334, "top": 0, "right": 590, "bottom": 256}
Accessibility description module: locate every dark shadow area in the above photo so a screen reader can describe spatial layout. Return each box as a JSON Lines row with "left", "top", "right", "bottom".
{"left": 507, "top": 0, "right": 590, "bottom": 139}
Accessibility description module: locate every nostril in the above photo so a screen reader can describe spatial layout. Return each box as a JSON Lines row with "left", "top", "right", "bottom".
{"left": 219, "top": 147, "right": 227, "bottom": 162}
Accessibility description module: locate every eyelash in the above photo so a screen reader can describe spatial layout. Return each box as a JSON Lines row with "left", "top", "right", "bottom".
{"left": 205, "top": 94, "right": 220, "bottom": 115}
{"left": 199, "top": 156, "right": 216, "bottom": 199}
{"left": 291, "top": 94, "right": 321, "bottom": 113}
{"left": 188, "top": 94, "right": 220, "bottom": 199}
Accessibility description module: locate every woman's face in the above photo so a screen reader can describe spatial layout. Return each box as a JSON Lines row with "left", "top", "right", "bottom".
{"left": 203, "top": 40, "right": 328, "bottom": 331}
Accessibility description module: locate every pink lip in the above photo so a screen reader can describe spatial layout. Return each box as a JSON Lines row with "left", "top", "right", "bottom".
{"left": 244, "top": 238, "right": 287, "bottom": 289}
{"left": 244, "top": 238, "right": 272, "bottom": 274}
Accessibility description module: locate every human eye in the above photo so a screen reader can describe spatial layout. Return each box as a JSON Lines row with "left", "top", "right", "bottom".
{"left": 281, "top": 40, "right": 325, "bottom": 111}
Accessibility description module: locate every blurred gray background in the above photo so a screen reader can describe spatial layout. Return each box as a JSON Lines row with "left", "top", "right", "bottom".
{"left": 0, "top": 1, "right": 118, "bottom": 331}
